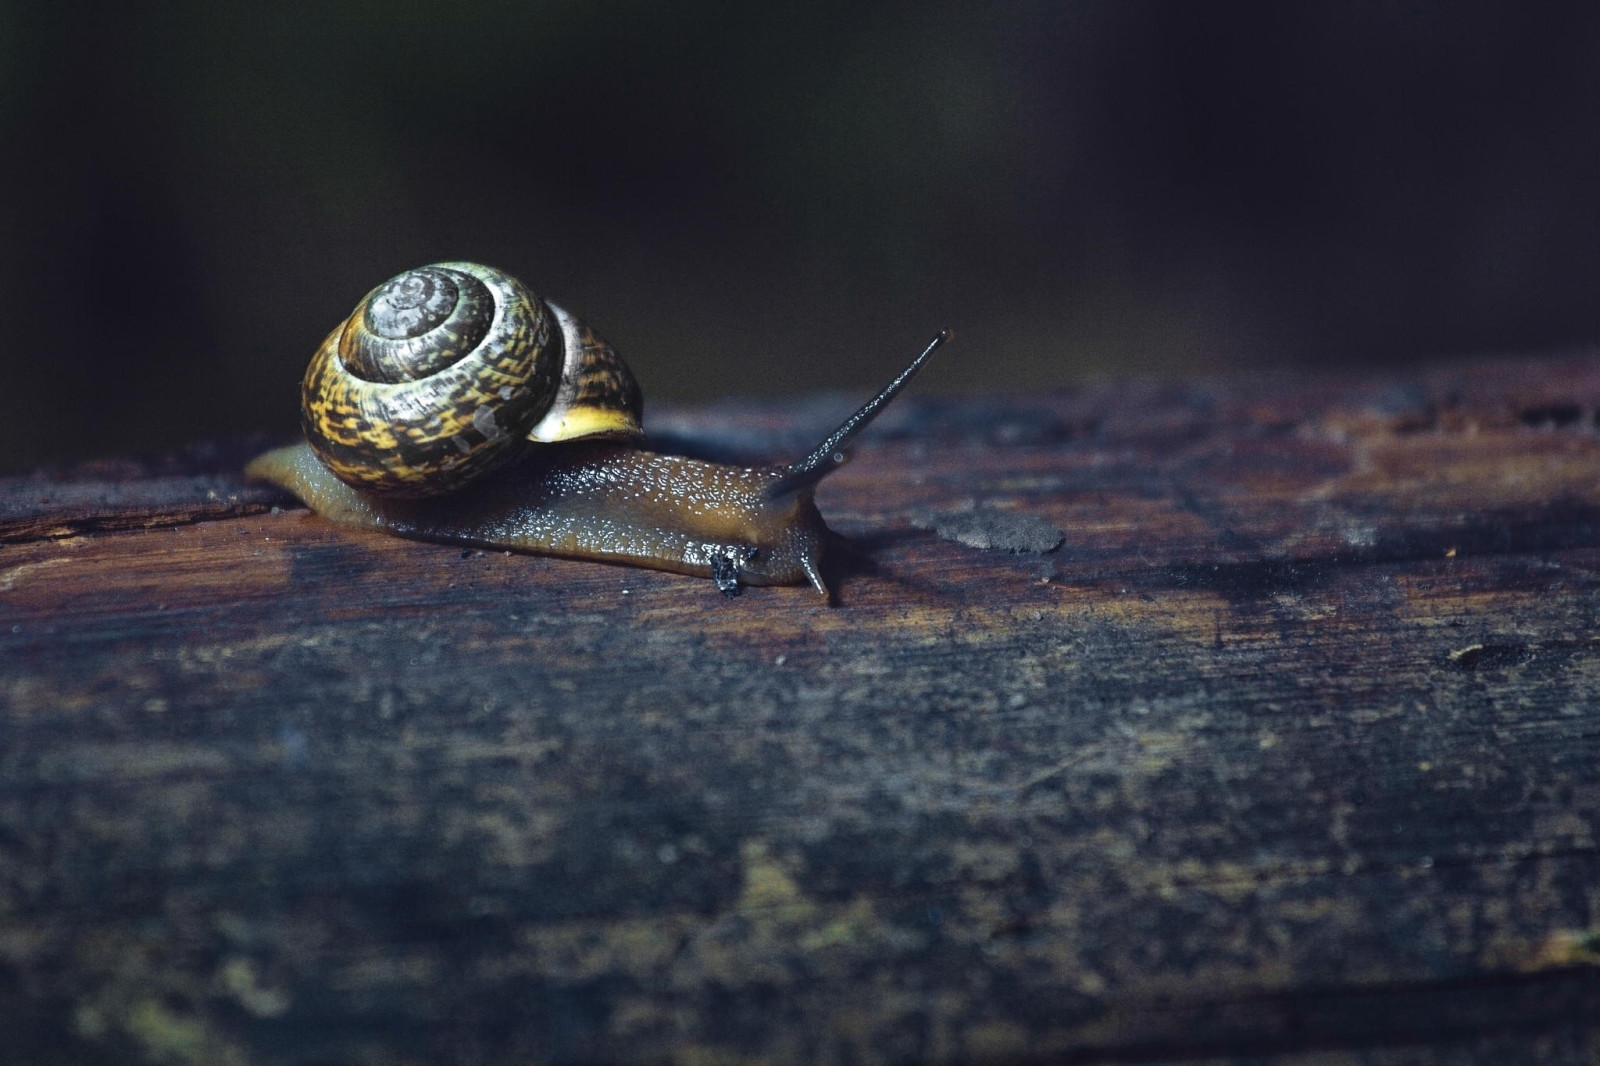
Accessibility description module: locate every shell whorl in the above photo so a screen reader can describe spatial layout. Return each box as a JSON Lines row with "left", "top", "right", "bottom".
{"left": 301, "top": 262, "right": 642, "bottom": 498}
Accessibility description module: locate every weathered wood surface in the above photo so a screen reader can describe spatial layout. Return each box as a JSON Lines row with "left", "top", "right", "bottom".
{"left": 3, "top": 354, "right": 1600, "bottom": 1065}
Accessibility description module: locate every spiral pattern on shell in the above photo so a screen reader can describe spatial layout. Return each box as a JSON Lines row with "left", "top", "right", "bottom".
{"left": 301, "top": 262, "right": 641, "bottom": 498}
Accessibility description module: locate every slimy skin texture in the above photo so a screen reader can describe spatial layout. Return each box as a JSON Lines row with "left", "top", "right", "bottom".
{"left": 247, "top": 441, "right": 830, "bottom": 594}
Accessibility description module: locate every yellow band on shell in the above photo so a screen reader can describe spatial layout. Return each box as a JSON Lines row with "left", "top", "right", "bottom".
{"left": 527, "top": 404, "right": 643, "bottom": 443}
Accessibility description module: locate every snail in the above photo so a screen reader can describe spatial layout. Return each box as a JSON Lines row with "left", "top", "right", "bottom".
{"left": 247, "top": 262, "right": 947, "bottom": 597}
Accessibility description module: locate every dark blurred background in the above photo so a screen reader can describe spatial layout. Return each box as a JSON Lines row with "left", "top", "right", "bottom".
{"left": 2, "top": 1, "right": 1596, "bottom": 470}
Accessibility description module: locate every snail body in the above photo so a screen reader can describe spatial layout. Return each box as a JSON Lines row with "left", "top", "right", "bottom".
{"left": 247, "top": 262, "right": 946, "bottom": 596}
{"left": 248, "top": 439, "right": 832, "bottom": 592}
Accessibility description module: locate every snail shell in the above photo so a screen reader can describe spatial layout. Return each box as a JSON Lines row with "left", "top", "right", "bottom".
{"left": 252, "top": 261, "right": 949, "bottom": 596}
{"left": 301, "top": 262, "right": 642, "bottom": 498}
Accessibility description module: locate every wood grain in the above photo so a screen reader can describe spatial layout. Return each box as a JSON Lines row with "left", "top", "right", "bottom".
{"left": 3, "top": 356, "right": 1599, "bottom": 1064}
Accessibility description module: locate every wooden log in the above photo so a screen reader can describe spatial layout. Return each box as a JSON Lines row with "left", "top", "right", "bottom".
{"left": 2, "top": 355, "right": 1599, "bottom": 1064}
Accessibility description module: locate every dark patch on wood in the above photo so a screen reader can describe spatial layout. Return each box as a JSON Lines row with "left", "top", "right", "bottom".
{"left": 4, "top": 357, "right": 1600, "bottom": 1064}
{"left": 1446, "top": 642, "right": 1534, "bottom": 671}
{"left": 1356, "top": 499, "right": 1600, "bottom": 561}
{"left": 1157, "top": 558, "right": 1338, "bottom": 601}
{"left": 1520, "top": 403, "right": 1585, "bottom": 430}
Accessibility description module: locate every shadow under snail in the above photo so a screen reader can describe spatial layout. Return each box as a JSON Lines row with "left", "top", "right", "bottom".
{"left": 247, "top": 262, "right": 948, "bottom": 597}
